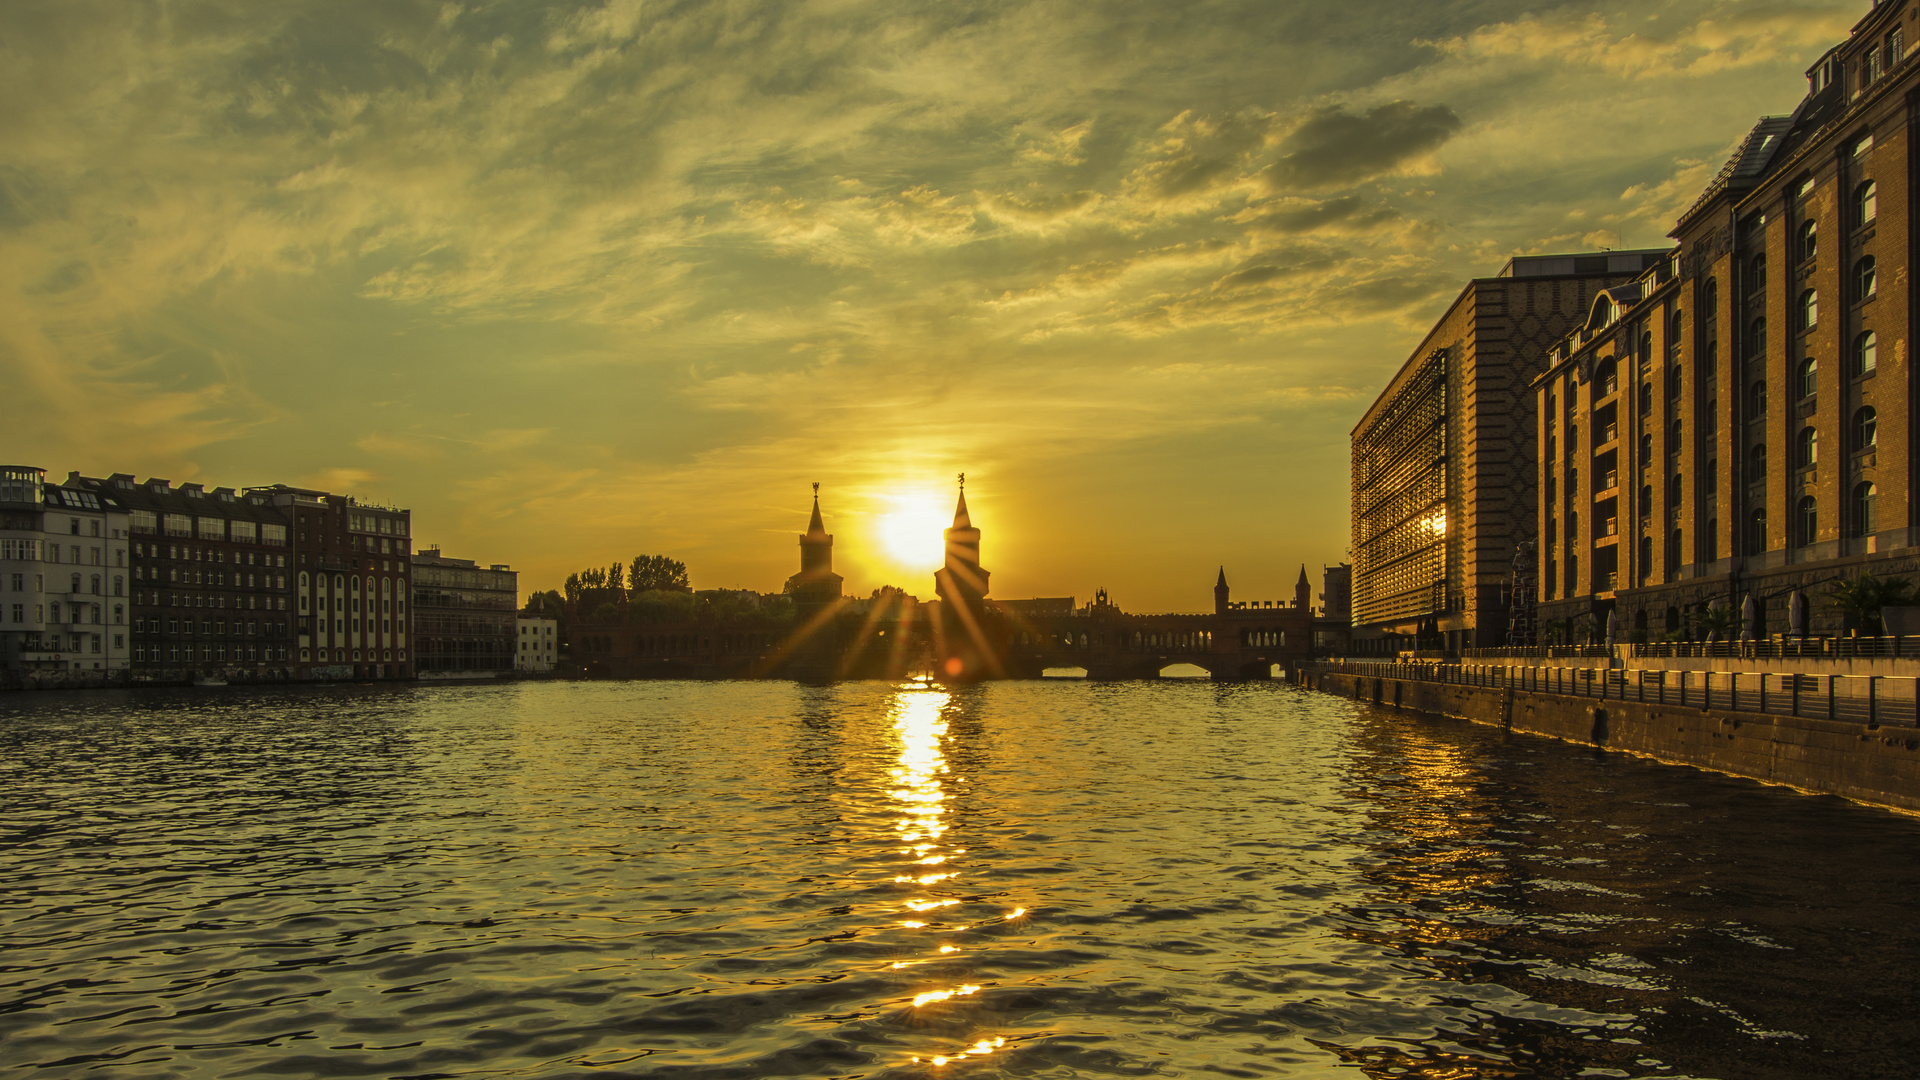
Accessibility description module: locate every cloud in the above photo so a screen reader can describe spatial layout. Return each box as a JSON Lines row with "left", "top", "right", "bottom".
{"left": 1263, "top": 101, "right": 1462, "bottom": 193}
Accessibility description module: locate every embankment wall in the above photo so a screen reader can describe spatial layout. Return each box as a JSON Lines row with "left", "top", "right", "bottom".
{"left": 1303, "top": 668, "right": 1920, "bottom": 813}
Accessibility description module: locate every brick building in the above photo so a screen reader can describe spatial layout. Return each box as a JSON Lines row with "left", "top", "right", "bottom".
{"left": 1538, "top": 7, "right": 1920, "bottom": 639}
{"left": 247, "top": 485, "right": 413, "bottom": 680}
{"left": 412, "top": 548, "right": 516, "bottom": 677}
{"left": 1349, "top": 250, "right": 1669, "bottom": 654}
{"left": 79, "top": 473, "right": 291, "bottom": 682}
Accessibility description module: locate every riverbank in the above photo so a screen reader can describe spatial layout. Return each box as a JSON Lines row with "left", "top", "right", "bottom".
{"left": 1299, "top": 665, "right": 1920, "bottom": 813}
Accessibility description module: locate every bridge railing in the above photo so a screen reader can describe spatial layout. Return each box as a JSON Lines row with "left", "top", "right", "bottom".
{"left": 1310, "top": 659, "right": 1920, "bottom": 728}
{"left": 1460, "top": 636, "right": 1920, "bottom": 661}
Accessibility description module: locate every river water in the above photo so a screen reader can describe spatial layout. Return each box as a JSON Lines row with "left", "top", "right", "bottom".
{"left": 2, "top": 680, "right": 1916, "bottom": 1079}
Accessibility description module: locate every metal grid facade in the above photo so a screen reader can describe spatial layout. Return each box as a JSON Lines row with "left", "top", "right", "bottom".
{"left": 1352, "top": 350, "right": 1449, "bottom": 624}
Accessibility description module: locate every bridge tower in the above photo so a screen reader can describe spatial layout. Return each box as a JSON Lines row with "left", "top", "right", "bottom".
{"left": 934, "top": 474, "right": 996, "bottom": 679}
{"left": 1295, "top": 565, "right": 1312, "bottom": 612}
{"left": 1214, "top": 567, "right": 1230, "bottom": 616}
{"left": 788, "top": 483, "right": 844, "bottom": 613}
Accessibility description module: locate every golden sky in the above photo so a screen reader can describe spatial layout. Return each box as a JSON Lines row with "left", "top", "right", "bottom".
{"left": 0, "top": 0, "right": 1860, "bottom": 609}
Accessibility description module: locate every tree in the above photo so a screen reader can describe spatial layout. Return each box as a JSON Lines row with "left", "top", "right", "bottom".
{"left": 1826, "top": 572, "right": 1916, "bottom": 635}
{"left": 564, "top": 573, "right": 583, "bottom": 606}
{"left": 630, "top": 554, "right": 690, "bottom": 593}
{"left": 608, "top": 562, "right": 625, "bottom": 593}
{"left": 522, "top": 590, "right": 563, "bottom": 619}
{"left": 1696, "top": 604, "right": 1740, "bottom": 642}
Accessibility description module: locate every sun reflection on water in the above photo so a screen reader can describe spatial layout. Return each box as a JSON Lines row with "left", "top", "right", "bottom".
{"left": 884, "top": 683, "right": 1018, "bottom": 1067}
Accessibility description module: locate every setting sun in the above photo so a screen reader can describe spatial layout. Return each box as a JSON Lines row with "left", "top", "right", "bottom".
{"left": 878, "top": 495, "right": 950, "bottom": 572}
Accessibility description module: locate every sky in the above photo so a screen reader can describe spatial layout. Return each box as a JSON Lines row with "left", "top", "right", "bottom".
{"left": 0, "top": 0, "right": 1864, "bottom": 610}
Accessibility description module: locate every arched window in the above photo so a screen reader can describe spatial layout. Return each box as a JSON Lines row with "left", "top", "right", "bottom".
{"left": 1798, "top": 495, "right": 1819, "bottom": 546}
{"left": 1748, "top": 380, "right": 1766, "bottom": 418}
{"left": 1749, "top": 253, "right": 1766, "bottom": 295}
{"left": 1748, "top": 317, "right": 1766, "bottom": 357}
{"left": 1855, "top": 179, "right": 1877, "bottom": 227}
{"left": 1799, "top": 356, "right": 1817, "bottom": 399}
{"left": 1670, "top": 309, "right": 1686, "bottom": 360}
{"left": 1855, "top": 255, "right": 1877, "bottom": 300}
{"left": 1597, "top": 357, "right": 1617, "bottom": 396}
{"left": 1855, "top": 482, "right": 1878, "bottom": 536}
{"left": 1798, "top": 426, "right": 1819, "bottom": 468}
{"left": 1639, "top": 382, "right": 1653, "bottom": 415}
{"left": 1640, "top": 433, "right": 1653, "bottom": 462}
{"left": 1798, "top": 289, "right": 1817, "bottom": 332}
{"left": 1640, "top": 484, "right": 1654, "bottom": 517}
{"left": 1703, "top": 279, "right": 1718, "bottom": 317}
{"left": 298, "top": 571, "right": 309, "bottom": 589}
{"left": 1855, "top": 330, "right": 1878, "bottom": 375}
{"left": 1667, "top": 365, "right": 1682, "bottom": 400}
{"left": 1749, "top": 443, "right": 1767, "bottom": 480}
{"left": 1669, "top": 420, "right": 1682, "bottom": 450}
{"left": 1748, "top": 508, "right": 1768, "bottom": 555}
{"left": 1799, "top": 219, "right": 1817, "bottom": 261}
{"left": 1668, "top": 474, "right": 1683, "bottom": 504}
{"left": 1640, "top": 330, "right": 1653, "bottom": 362}
{"left": 1854, "top": 406, "right": 1877, "bottom": 450}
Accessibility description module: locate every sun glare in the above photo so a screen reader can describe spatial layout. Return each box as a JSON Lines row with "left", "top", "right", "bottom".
{"left": 878, "top": 495, "right": 949, "bottom": 571}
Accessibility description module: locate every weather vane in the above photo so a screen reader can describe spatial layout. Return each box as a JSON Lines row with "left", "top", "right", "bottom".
{"left": 958, "top": 472, "right": 965, "bottom": 490}
{"left": 812, "top": 481, "right": 819, "bottom": 496}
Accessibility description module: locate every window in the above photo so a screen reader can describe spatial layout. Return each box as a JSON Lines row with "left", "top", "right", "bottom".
{"left": 130, "top": 509, "right": 157, "bottom": 533}
{"left": 196, "top": 518, "right": 224, "bottom": 542}
{"left": 1749, "top": 443, "right": 1767, "bottom": 481}
{"left": 1669, "top": 474, "right": 1683, "bottom": 504}
{"left": 1799, "top": 356, "right": 1817, "bottom": 399}
{"left": 1798, "top": 289, "right": 1817, "bottom": 331}
{"left": 1748, "top": 508, "right": 1768, "bottom": 555}
{"left": 1855, "top": 482, "right": 1878, "bottom": 536}
{"left": 1855, "top": 330, "right": 1878, "bottom": 375}
{"left": 1891, "top": 29, "right": 1907, "bottom": 70}
{"left": 1855, "top": 255, "right": 1876, "bottom": 300}
{"left": 1748, "top": 318, "right": 1766, "bottom": 357}
{"left": 1704, "top": 278, "right": 1718, "bottom": 317}
{"left": 1855, "top": 179, "right": 1877, "bottom": 227}
{"left": 1798, "top": 495, "right": 1819, "bottom": 546}
{"left": 163, "top": 513, "right": 191, "bottom": 538}
{"left": 1667, "top": 365, "right": 1682, "bottom": 400}
{"left": 1749, "top": 253, "right": 1766, "bottom": 295}
{"left": 1669, "top": 419, "right": 1682, "bottom": 447}
{"left": 1639, "top": 535, "right": 1653, "bottom": 580}
{"left": 1748, "top": 380, "right": 1766, "bottom": 419}
{"left": 1639, "top": 382, "right": 1653, "bottom": 415}
{"left": 1799, "top": 219, "right": 1817, "bottom": 262}
{"left": 1854, "top": 406, "right": 1877, "bottom": 451}
{"left": 263, "top": 523, "right": 287, "bottom": 546}
{"left": 1670, "top": 309, "right": 1685, "bottom": 359}
{"left": 1640, "top": 433, "right": 1653, "bottom": 461}
{"left": 1798, "top": 426, "right": 1819, "bottom": 468}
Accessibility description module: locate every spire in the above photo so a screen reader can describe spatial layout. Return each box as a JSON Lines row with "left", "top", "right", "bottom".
{"left": 951, "top": 472, "right": 971, "bottom": 528}
{"left": 807, "top": 481, "right": 825, "bottom": 537}
{"left": 1216, "top": 566, "right": 1228, "bottom": 588}
{"left": 1296, "top": 564, "right": 1310, "bottom": 587}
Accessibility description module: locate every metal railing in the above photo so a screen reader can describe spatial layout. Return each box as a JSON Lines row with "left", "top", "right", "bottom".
{"left": 1463, "top": 636, "right": 1920, "bottom": 661}
{"left": 1316, "top": 659, "right": 1919, "bottom": 727}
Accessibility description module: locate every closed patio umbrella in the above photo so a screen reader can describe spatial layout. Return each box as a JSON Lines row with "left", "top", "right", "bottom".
{"left": 1789, "top": 588, "right": 1806, "bottom": 638}
{"left": 1741, "top": 592, "right": 1756, "bottom": 641}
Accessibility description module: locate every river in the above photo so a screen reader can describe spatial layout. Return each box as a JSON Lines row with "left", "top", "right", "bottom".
{"left": 2, "top": 680, "right": 1915, "bottom": 1078}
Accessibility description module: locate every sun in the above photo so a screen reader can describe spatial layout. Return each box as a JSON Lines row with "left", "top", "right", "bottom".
{"left": 879, "top": 495, "right": 949, "bottom": 571}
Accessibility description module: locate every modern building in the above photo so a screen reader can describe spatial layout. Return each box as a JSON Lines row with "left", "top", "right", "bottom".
{"left": 1349, "top": 248, "right": 1672, "bottom": 654}
{"left": 74, "top": 473, "right": 291, "bottom": 682}
{"left": 0, "top": 466, "right": 132, "bottom": 676}
{"left": 1537, "top": 8, "right": 1920, "bottom": 639}
{"left": 516, "top": 614, "right": 557, "bottom": 672}
{"left": 247, "top": 485, "right": 413, "bottom": 680}
{"left": 412, "top": 548, "right": 517, "bottom": 677}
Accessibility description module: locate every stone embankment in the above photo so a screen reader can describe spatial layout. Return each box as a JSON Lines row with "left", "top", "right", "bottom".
{"left": 1300, "top": 665, "right": 1920, "bottom": 813}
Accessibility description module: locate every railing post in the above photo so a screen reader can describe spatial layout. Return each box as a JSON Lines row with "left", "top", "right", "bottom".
{"left": 1791, "top": 674, "right": 1799, "bottom": 717}
{"left": 1679, "top": 670, "right": 1686, "bottom": 707}
{"left": 1704, "top": 670, "right": 1712, "bottom": 712}
{"left": 1828, "top": 675, "right": 1836, "bottom": 722}
{"left": 1869, "top": 676, "right": 1878, "bottom": 727}
{"left": 1638, "top": 668, "right": 1645, "bottom": 703}
{"left": 1759, "top": 672, "right": 1767, "bottom": 715}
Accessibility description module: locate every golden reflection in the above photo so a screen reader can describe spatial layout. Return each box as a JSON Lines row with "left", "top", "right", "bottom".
{"left": 881, "top": 683, "right": 1015, "bottom": 1062}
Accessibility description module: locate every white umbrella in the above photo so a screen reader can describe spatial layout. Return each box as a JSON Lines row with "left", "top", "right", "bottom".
{"left": 1604, "top": 608, "right": 1616, "bottom": 647}
{"left": 1789, "top": 588, "right": 1806, "bottom": 637}
{"left": 1740, "top": 592, "right": 1756, "bottom": 641}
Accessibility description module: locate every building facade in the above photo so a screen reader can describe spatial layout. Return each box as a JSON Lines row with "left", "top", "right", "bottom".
{"left": 517, "top": 615, "right": 557, "bottom": 672}
{"left": 75, "top": 474, "right": 292, "bottom": 682}
{"left": 1538, "top": 8, "right": 1920, "bottom": 639}
{"left": 247, "top": 486, "right": 413, "bottom": 680}
{"left": 1349, "top": 250, "right": 1671, "bottom": 655}
{"left": 0, "top": 467, "right": 132, "bottom": 676}
{"left": 412, "top": 549, "right": 517, "bottom": 677}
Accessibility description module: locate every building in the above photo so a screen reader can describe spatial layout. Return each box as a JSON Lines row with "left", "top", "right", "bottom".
{"left": 1349, "top": 248, "right": 1672, "bottom": 655}
{"left": 517, "top": 614, "right": 557, "bottom": 672}
{"left": 247, "top": 485, "right": 413, "bottom": 680}
{"left": 1537, "top": 7, "right": 1920, "bottom": 640}
{"left": 0, "top": 466, "right": 131, "bottom": 677}
{"left": 412, "top": 548, "right": 517, "bottom": 677}
{"left": 73, "top": 473, "right": 291, "bottom": 682}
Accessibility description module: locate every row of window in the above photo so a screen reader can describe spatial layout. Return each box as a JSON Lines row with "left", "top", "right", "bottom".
{"left": 135, "top": 542, "right": 287, "bottom": 567}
